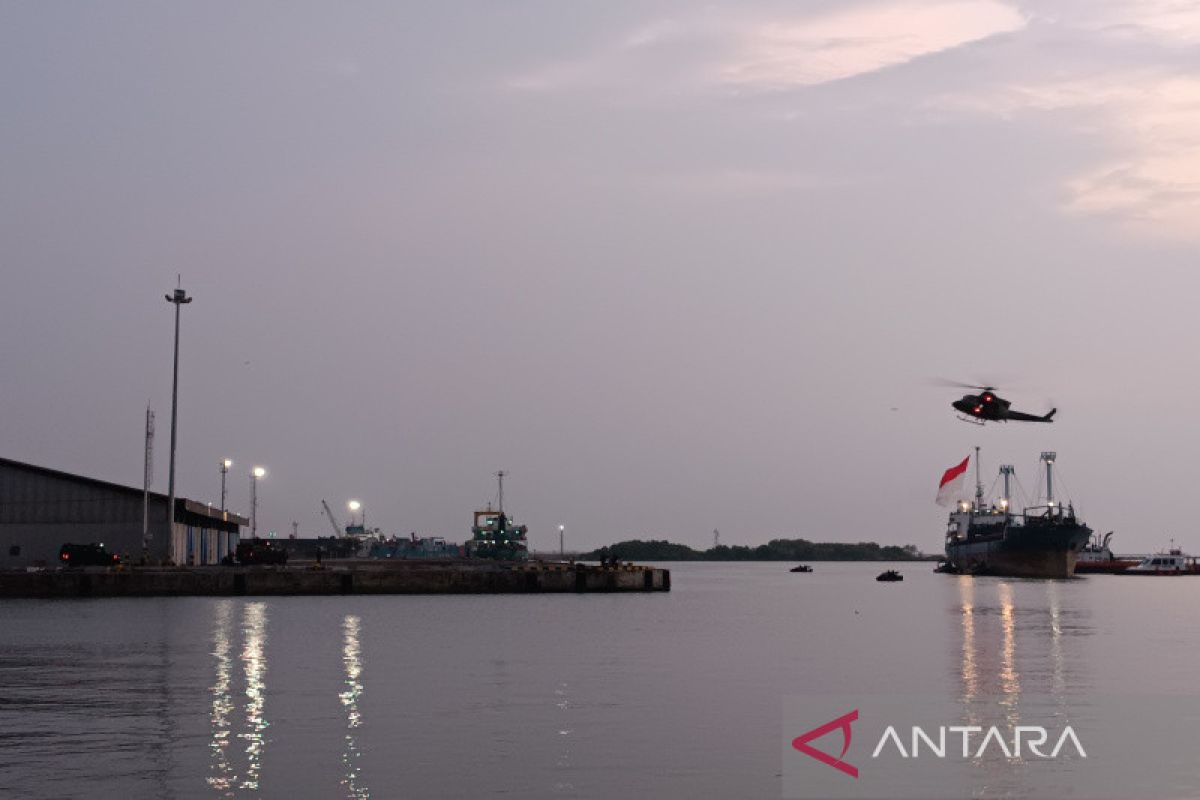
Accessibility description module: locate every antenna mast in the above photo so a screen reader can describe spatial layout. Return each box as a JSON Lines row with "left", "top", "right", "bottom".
{"left": 974, "top": 445, "right": 984, "bottom": 511}
{"left": 142, "top": 404, "right": 155, "bottom": 558}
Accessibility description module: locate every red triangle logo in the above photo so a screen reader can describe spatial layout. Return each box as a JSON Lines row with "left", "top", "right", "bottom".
{"left": 791, "top": 709, "right": 859, "bottom": 779}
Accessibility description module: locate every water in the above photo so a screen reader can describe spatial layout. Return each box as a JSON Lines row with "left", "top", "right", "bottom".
{"left": 1, "top": 563, "right": 1197, "bottom": 799}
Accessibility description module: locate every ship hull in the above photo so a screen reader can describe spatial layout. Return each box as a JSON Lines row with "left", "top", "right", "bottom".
{"left": 945, "top": 524, "right": 1090, "bottom": 579}
{"left": 1074, "top": 559, "right": 1140, "bottom": 574}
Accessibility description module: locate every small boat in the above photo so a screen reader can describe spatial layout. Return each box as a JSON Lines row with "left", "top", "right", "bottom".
{"left": 876, "top": 569, "right": 903, "bottom": 582}
{"left": 790, "top": 564, "right": 813, "bottom": 573}
{"left": 1120, "top": 547, "right": 1200, "bottom": 575}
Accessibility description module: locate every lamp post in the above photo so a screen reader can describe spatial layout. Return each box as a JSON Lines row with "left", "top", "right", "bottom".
{"left": 250, "top": 466, "right": 266, "bottom": 537}
{"left": 559, "top": 524, "right": 565, "bottom": 557}
{"left": 164, "top": 280, "right": 192, "bottom": 545}
{"left": 219, "top": 458, "right": 232, "bottom": 512}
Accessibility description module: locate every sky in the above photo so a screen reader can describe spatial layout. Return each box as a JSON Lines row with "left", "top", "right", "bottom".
{"left": 2, "top": 1, "right": 1199, "bottom": 553}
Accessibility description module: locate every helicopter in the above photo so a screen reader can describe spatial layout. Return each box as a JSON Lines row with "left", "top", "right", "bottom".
{"left": 943, "top": 382, "right": 1056, "bottom": 425}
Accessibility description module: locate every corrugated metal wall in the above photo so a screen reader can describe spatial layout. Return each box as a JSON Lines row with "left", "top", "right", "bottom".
{"left": 0, "top": 461, "right": 170, "bottom": 567}
{"left": 0, "top": 461, "right": 169, "bottom": 526}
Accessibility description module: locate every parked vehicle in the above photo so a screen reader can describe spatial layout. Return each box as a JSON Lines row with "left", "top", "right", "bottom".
{"left": 236, "top": 538, "right": 289, "bottom": 565}
{"left": 59, "top": 543, "right": 120, "bottom": 568}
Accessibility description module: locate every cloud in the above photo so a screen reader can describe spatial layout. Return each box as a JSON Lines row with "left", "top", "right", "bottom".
{"left": 719, "top": 1, "right": 1026, "bottom": 90}
{"left": 1045, "top": 0, "right": 1200, "bottom": 45}
{"left": 505, "top": 1, "right": 1026, "bottom": 94}
{"left": 503, "top": 0, "right": 1200, "bottom": 241}
{"left": 932, "top": 72, "right": 1200, "bottom": 241}
{"left": 1062, "top": 77, "right": 1200, "bottom": 239}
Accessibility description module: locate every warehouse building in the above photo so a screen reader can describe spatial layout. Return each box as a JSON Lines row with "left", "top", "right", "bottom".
{"left": 0, "top": 457, "right": 246, "bottom": 569}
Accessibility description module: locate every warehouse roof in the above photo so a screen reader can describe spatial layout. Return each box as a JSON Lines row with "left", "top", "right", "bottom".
{"left": 0, "top": 456, "right": 249, "bottom": 527}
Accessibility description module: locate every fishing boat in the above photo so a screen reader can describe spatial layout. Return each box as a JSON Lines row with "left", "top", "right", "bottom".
{"left": 790, "top": 565, "right": 813, "bottom": 573}
{"left": 940, "top": 449, "right": 1090, "bottom": 578}
{"left": 876, "top": 570, "right": 903, "bottom": 582}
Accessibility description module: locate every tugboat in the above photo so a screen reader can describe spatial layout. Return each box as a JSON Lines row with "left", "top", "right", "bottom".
{"left": 465, "top": 471, "right": 530, "bottom": 561}
{"left": 790, "top": 564, "right": 813, "bottom": 573}
{"left": 941, "top": 449, "right": 1090, "bottom": 578}
{"left": 1074, "top": 531, "right": 1141, "bottom": 574}
{"left": 876, "top": 570, "right": 903, "bottom": 582}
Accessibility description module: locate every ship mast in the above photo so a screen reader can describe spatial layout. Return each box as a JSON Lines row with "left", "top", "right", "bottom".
{"left": 1000, "top": 465, "right": 1015, "bottom": 514}
{"left": 974, "top": 445, "right": 984, "bottom": 512}
{"left": 496, "top": 470, "right": 505, "bottom": 514}
{"left": 1041, "top": 451, "right": 1056, "bottom": 514}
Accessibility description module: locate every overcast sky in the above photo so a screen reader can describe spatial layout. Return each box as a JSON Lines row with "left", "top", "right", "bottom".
{"left": 3, "top": 1, "right": 1199, "bottom": 552}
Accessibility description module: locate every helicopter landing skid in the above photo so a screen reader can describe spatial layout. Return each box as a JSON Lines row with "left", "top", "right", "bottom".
{"left": 956, "top": 414, "right": 986, "bottom": 426}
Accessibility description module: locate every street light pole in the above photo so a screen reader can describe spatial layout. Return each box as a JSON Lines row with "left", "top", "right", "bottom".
{"left": 251, "top": 466, "right": 266, "bottom": 537}
{"left": 559, "top": 524, "right": 565, "bottom": 557}
{"left": 164, "top": 279, "right": 192, "bottom": 554}
{"left": 219, "top": 458, "right": 232, "bottom": 512}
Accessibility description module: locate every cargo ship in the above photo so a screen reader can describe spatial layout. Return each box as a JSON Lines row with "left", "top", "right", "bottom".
{"left": 942, "top": 449, "right": 1090, "bottom": 578}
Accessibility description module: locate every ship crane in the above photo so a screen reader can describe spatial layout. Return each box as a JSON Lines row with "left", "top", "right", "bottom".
{"left": 321, "top": 499, "right": 343, "bottom": 537}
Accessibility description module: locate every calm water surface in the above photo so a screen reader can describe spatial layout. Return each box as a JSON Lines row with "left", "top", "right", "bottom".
{"left": 1, "top": 563, "right": 1197, "bottom": 799}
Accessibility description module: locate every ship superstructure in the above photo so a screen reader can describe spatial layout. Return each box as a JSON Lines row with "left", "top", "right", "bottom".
{"left": 465, "top": 471, "right": 529, "bottom": 560}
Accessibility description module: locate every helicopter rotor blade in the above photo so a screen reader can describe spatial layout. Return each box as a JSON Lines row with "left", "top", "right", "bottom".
{"left": 928, "top": 377, "right": 997, "bottom": 391}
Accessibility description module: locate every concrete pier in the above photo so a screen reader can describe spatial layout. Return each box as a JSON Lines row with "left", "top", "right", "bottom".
{"left": 0, "top": 561, "right": 671, "bottom": 598}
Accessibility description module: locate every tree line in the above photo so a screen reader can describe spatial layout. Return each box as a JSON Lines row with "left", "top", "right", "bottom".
{"left": 583, "top": 538, "right": 932, "bottom": 562}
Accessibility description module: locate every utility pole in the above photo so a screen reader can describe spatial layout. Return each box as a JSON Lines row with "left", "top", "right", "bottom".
{"left": 164, "top": 278, "right": 192, "bottom": 552}
{"left": 142, "top": 405, "right": 155, "bottom": 558}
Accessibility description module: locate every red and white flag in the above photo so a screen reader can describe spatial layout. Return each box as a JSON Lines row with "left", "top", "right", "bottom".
{"left": 935, "top": 456, "right": 970, "bottom": 507}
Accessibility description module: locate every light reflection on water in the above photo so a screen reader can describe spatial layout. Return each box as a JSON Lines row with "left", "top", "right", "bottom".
{"left": 238, "top": 602, "right": 269, "bottom": 791}
{"left": 1046, "top": 581, "right": 1066, "bottom": 698}
{"left": 958, "top": 576, "right": 978, "bottom": 705}
{"left": 954, "top": 576, "right": 1093, "bottom": 792}
{"left": 340, "top": 614, "right": 368, "bottom": 799}
{"left": 207, "top": 599, "right": 235, "bottom": 796}
{"left": 998, "top": 581, "right": 1021, "bottom": 723}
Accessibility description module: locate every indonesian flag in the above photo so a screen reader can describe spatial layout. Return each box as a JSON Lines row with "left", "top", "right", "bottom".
{"left": 935, "top": 456, "right": 970, "bottom": 507}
